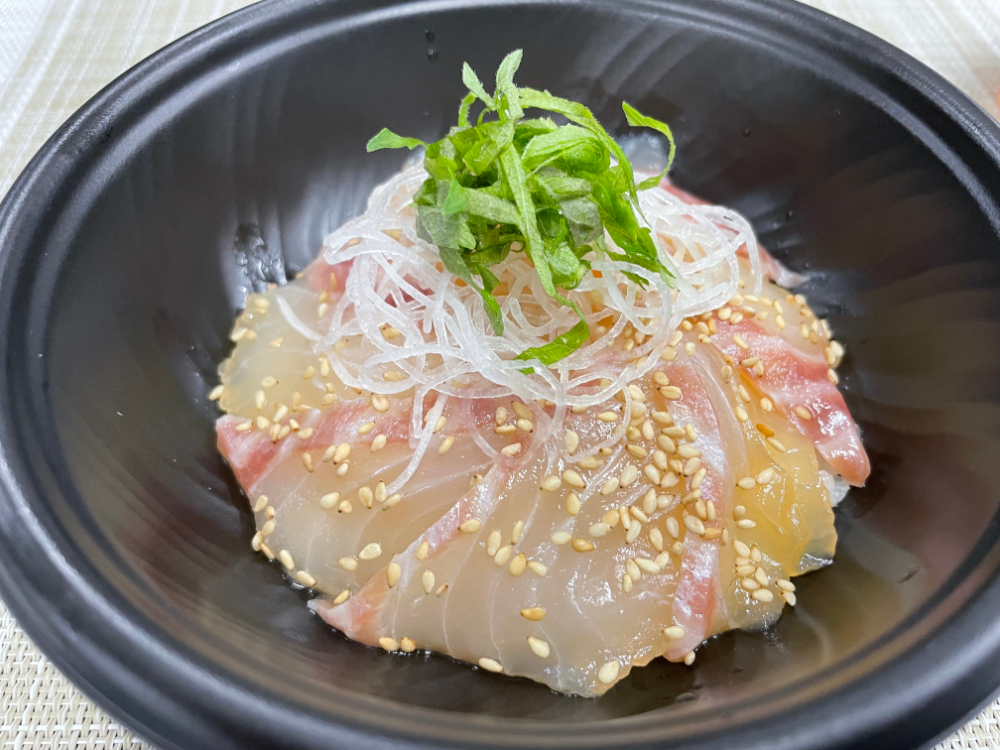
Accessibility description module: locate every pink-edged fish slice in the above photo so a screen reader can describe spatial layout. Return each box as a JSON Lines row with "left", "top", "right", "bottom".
{"left": 715, "top": 317, "right": 870, "bottom": 487}
{"left": 655, "top": 356, "right": 736, "bottom": 661}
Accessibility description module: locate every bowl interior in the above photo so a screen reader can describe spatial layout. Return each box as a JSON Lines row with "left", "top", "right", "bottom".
{"left": 3, "top": 0, "right": 1000, "bottom": 747}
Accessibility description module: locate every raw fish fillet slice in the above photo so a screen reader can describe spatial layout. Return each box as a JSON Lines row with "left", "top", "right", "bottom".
{"left": 707, "top": 269, "right": 869, "bottom": 486}
{"left": 310, "top": 353, "right": 832, "bottom": 695}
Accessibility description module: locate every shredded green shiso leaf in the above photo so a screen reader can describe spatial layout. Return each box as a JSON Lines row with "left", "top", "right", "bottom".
{"left": 367, "top": 49, "right": 676, "bottom": 365}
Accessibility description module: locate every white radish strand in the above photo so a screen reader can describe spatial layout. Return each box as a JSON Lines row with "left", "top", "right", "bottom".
{"left": 283, "top": 164, "right": 758, "bottom": 464}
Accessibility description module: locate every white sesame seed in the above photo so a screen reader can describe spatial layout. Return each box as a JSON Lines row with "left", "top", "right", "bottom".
{"left": 508, "top": 520, "right": 524, "bottom": 545}
{"left": 737, "top": 519, "right": 757, "bottom": 529}
{"left": 421, "top": 570, "right": 435, "bottom": 594}
{"left": 677, "top": 445, "right": 701, "bottom": 460}
{"left": 776, "top": 579, "right": 796, "bottom": 592}
{"left": 635, "top": 558, "right": 660, "bottom": 574}
{"left": 500, "top": 442, "right": 522, "bottom": 457}
{"left": 598, "top": 661, "right": 621, "bottom": 684}
{"left": 486, "top": 531, "right": 502, "bottom": 557}
{"left": 459, "top": 519, "right": 482, "bottom": 534}
{"left": 756, "top": 467, "right": 775, "bottom": 484}
{"left": 753, "top": 588, "right": 775, "bottom": 603}
{"left": 666, "top": 517, "right": 681, "bottom": 539}
{"left": 437, "top": 435, "right": 455, "bottom": 455}
{"left": 377, "top": 636, "right": 399, "bottom": 652}
{"left": 766, "top": 437, "right": 787, "bottom": 452}
{"left": 493, "top": 545, "right": 513, "bottom": 566}
{"left": 563, "top": 429, "right": 580, "bottom": 455}
{"left": 598, "top": 477, "right": 618, "bottom": 496}
{"left": 527, "top": 560, "right": 547, "bottom": 577}
{"left": 620, "top": 464, "right": 639, "bottom": 487}
{"left": 625, "top": 559, "right": 642, "bottom": 582}
{"left": 625, "top": 444, "right": 647, "bottom": 460}
{"left": 565, "top": 491, "right": 581, "bottom": 516}
{"left": 338, "top": 556, "right": 358, "bottom": 571}
{"left": 684, "top": 515, "right": 706, "bottom": 536}
{"left": 359, "top": 543, "right": 383, "bottom": 561}
{"left": 357, "top": 486, "right": 373, "bottom": 509}
{"left": 383, "top": 562, "right": 401, "bottom": 588}
{"left": 336, "top": 461, "right": 350, "bottom": 477}
{"left": 508, "top": 553, "right": 527, "bottom": 576}
{"left": 332, "top": 589, "right": 351, "bottom": 605}
{"left": 316, "top": 491, "right": 340, "bottom": 510}
{"left": 551, "top": 531, "right": 572, "bottom": 545}
{"left": 572, "top": 538, "right": 596, "bottom": 552}
{"left": 520, "top": 611, "right": 546, "bottom": 630}
{"left": 563, "top": 469, "right": 586, "bottom": 488}
{"left": 295, "top": 570, "right": 317, "bottom": 587}
{"left": 694, "top": 500, "right": 708, "bottom": 521}
{"left": 358, "top": 421, "right": 375, "bottom": 435}
{"left": 659, "top": 385, "right": 683, "bottom": 402}
{"left": 589, "top": 522, "right": 611, "bottom": 538}
{"left": 508, "top": 401, "right": 530, "bottom": 420}
{"left": 478, "top": 657, "right": 503, "bottom": 673}
{"left": 656, "top": 626, "right": 685, "bottom": 644}
{"left": 540, "top": 475, "right": 562, "bottom": 491}
{"left": 794, "top": 405, "right": 813, "bottom": 420}
{"left": 527, "top": 637, "right": 550, "bottom": 658}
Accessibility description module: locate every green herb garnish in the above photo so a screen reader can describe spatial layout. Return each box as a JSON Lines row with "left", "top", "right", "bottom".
{"left": 367, "top": 49, "right": 676, "bottom": 365}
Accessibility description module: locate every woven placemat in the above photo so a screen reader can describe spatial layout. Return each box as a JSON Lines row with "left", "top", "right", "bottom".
{"left": 0, "top": 0, "right": 998, "bottom": 748}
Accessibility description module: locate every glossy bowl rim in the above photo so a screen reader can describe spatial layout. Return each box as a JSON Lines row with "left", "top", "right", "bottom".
{"left": 0, "top": 0, "right": 998, "bottom": 748}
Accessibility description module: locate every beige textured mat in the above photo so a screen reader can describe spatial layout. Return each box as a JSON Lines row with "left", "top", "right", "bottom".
{"left": 0, "top": 0, "right": 997, "bottom": 748}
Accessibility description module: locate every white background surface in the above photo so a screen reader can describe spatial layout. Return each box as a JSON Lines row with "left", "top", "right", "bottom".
{"left": 0, "top": 0, "right": 998, "bottom": 747}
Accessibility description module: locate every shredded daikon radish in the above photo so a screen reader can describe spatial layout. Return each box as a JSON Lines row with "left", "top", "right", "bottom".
{"left": 282, "top": 163, "right": 760, "bottom": 460}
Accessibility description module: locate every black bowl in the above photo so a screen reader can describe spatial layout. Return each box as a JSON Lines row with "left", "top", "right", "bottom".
{"left": 1, "top": 0, "right": 999, "bottom": 748}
